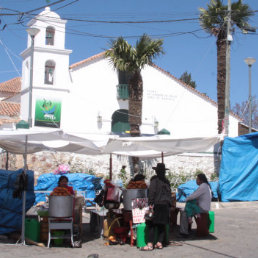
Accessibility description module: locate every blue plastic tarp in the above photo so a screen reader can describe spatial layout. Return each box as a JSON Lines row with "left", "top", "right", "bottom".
{"left": 219, "top": 132, "right": 258, "bottom": 202}
{"left": 34, "top": 173, "right": 103, "bottom": 204}
{"left": 0, "top": 169, "right": 35, "bottom": 235}
{"left": 176, "top": 180, "right": 218, "bottom": 202}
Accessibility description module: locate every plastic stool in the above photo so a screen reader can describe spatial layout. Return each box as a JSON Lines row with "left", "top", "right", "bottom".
{"left": 136, "top": 223, "right": 169, "bottom": 247}
{"left": 25, "top": 218, "right": 40, "bottom": 242}
{"left": 209, "top": 211, "right": 215, "bottom": 233}
{"left": 196, "top": 213, "right": 209, "bottom": 237}
{"left": 136, "top": 223, "right": 147, "bottom": 248}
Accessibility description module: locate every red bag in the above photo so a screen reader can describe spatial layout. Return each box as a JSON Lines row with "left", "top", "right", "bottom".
{"left": 105, "top": 180, "right": 121, "bottom": 202}
{"left": 106, "top": 186, "right": 120, "bottom": 202}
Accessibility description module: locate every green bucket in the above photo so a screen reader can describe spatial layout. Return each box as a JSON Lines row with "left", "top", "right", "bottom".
{"left": 53, "top": 231, "right": 64, "bottom": 246}
{"left": 136, "top": 223, "right": 169, "bottom": 247}
{"left": 136, "top": 223, "right": 147, "bottom": 247}
{"left": 209, "top": 211, "right": 215, "bottom": 233}
{"left": 25, "top": 218, "right": 40, "bottom": 242}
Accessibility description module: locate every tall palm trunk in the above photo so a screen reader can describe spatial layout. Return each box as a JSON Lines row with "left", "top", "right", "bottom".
{"left": 128, "top": 70, "right": 143, "bottom": 174}
{"left": 129, "top": 70, "right": 143, "bottom": 136}
{"left": 216, "top": 29, "right": 227, "bottom": 134}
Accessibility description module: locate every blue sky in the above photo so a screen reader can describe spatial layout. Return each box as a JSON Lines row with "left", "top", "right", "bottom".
{"left": 0, "top": 0, "right": 257, "bottom": 108}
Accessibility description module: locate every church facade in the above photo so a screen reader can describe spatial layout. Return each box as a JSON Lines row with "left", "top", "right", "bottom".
{"left": 18, "top": 7, "right": 241, "bottom": 139}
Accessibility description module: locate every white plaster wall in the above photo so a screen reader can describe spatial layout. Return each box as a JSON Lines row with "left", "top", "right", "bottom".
{"left": 67, "top": 58, "right": 119, "bottom": 133}
{"left": 21, "top": 8, "right": 71, "bottom": 124}
{"left": 20, "top": 93, "right": 29, "bottom": 121}
{"left": 65, "top": 58, "right": 240, "bottom": 137}
{"left": 32, "top": 51, "right": 71, "bottom": 89}
{"left": 21, "top": 51, "right": 71, "bottom": 123}
{"left": 141, "top": 66, "right": 239, "bottom": 138}
{"left": 21, "top": 57, "right": 30, "bottom": 91}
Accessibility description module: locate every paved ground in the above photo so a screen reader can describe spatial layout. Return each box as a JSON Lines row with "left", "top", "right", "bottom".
{"left": 0, "top": 201, "right": 257, "bottom": 258}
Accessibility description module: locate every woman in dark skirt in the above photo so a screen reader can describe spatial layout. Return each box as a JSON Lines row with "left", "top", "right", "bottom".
{"left": 141, "top": 163, "right": 172, "bottom": 251}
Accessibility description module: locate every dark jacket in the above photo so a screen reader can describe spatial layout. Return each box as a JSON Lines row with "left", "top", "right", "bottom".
{"left": 148, "top": 176, "right": 172, "bottom": 207}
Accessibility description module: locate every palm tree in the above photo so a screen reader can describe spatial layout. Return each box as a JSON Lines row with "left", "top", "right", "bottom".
{"left": 199, "top": 0, "right": 254, "bottom": 133}
{"left": 105, "top": 34, "right": 164, "bottom": 136}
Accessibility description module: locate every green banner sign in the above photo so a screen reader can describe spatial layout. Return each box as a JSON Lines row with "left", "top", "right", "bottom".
{"left": 34, "top": 98, "right": 61, "bottom": 128}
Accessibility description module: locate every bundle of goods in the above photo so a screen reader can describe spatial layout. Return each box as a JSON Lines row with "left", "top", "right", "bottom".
{"left": 50, "top": 187, "right": 72, "bottom": 196}
{"left": 54, "top": 164, "right": 70, "bottom": 175}
{"left": 126, "top": 180, "right": 147, "bottom": 189}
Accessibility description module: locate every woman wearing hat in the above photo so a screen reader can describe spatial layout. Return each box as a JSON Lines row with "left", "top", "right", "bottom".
{"left": 141, "top": 163, "right": 172, "bottom": 251}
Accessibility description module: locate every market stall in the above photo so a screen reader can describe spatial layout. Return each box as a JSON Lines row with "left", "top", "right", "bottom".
{"left": 0, "top": 128, "right": 220, "bottom": 247}
{"left": 0, "top": 128, "right": 101, "bottom": 245}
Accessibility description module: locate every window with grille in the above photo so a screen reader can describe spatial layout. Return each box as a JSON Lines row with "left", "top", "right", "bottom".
{"left": 117, "top": 70, "right": 130, "bottom": 99}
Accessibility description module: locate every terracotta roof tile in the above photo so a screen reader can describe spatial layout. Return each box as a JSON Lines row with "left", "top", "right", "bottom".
{"left": 69, "top": 52, "right": 105, "bottom": 69}
{"left": 0, "top": 117, "right": 20, "bottom": 125}
{"left": 0, "top": 77, "right": 21, "bottom": 93}
{"left": 0, "top": 102, "right": 20, "bottom": 116}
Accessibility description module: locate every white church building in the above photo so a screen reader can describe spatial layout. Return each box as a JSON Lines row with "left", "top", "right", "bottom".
{"left": 19, "top": 7, "right": 240, "bottom": 139}
{"left": 0, "top": 7, "right": 246, "bottom": 178}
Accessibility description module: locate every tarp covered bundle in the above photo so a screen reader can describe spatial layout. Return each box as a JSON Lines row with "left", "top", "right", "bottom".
{"left": 0, "top": 169, "right": 35, "bottom": 234}
{"left": 219, "top": 133, "right": 258, "bottom": 202}
{"left": 35, "top": 173, "right": 103, "bottom": 204}
{"left": 176, "top": 180, "right": 219, "bottom": 202}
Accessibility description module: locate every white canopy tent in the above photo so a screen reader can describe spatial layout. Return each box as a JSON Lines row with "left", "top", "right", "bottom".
{"left": 0, "top": 128, "right": 220, "bottom": 244}
{"left": 0, "top": 128, "right": 101, "bottom": 155}
{"left": 0, "top": 128, "right": 101, "bottom": 245}
{"left": 102, "top": 135, "right": 220, "bottom": 157}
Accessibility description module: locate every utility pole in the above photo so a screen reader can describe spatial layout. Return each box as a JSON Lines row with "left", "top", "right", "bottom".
{"left": 224, "top": 0, "right": 232, "bottom": 136}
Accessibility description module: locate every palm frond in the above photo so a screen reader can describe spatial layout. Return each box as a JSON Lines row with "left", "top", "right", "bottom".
{"left": 105, "top": 37, "right": 135, "bottom": 71}
{"left": 199, "top": 0, "right": 254, "bottom": 36}
{"left": 199, "top": 0, "right": 227, "bottom": 35}
{"left": 105, "top": 34, "right": 164, "bottom": 72}
{"left": 135, "top": 34, "right": 164, "bottom": 69}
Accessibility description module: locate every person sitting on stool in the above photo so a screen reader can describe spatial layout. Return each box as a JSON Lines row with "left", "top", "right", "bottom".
{"left": 180, "top": 173, "right": 212, "bottom": 236}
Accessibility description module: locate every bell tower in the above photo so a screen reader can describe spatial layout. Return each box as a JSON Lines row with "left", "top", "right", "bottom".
{"left": 20, "top": 7, "right": 72, "bottom": 128}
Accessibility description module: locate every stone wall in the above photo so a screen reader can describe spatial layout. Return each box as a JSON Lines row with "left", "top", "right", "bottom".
{"left": 0, "top": 151, "right": 220, "bottom": 184}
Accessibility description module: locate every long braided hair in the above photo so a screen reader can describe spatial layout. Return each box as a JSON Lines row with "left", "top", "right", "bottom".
{"left": 197, "top": 173, "right": 211, "bottom": 189}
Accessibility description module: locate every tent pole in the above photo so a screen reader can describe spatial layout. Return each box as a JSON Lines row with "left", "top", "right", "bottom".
{"left": 161, "top": 152, "right": 164, "bottom": 163}
{"left": 109, "top": 153, "right": 112, "bottom": 180}
{"left": 21, "top": 135, "right": 28, "bottom": 245}
{"left": 5, "top": 151, "right": 9, "bottom": 170}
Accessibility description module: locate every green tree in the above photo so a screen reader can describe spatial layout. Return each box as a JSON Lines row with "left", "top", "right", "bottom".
{"left": 179, "top": 71, "right": 197, "bottom": 89}
{"left": 199, "top": 0, "right": 254, "bottom": 133}
{"left": 105, "top": 34, "right": 164, "bottom": 136}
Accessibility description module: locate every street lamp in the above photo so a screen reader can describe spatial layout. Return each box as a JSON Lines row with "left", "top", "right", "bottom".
{"left": 244, "top": 57, "right": 256, "bottom": 133}
{"left": 26, "top": 27, "right": 40, "bottom": 127}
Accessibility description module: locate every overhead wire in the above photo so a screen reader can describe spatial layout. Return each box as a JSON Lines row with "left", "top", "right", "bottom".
{"left": 0, "top": 38, "right": 21, "bottom": 76}
{"left": 1, "top": 4, "right": 257, "bottom": 39}
{"left": 3, "top": 9, "right": 256, "bottom": 41}
{"left": 21, "top": 10, "right": 211, "bottom": 39}
{"left": 53, "top": 0, "right": 80, "bottom": 11}
{"left": 13, "top": 11, "right": 206, "bottom": 40}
